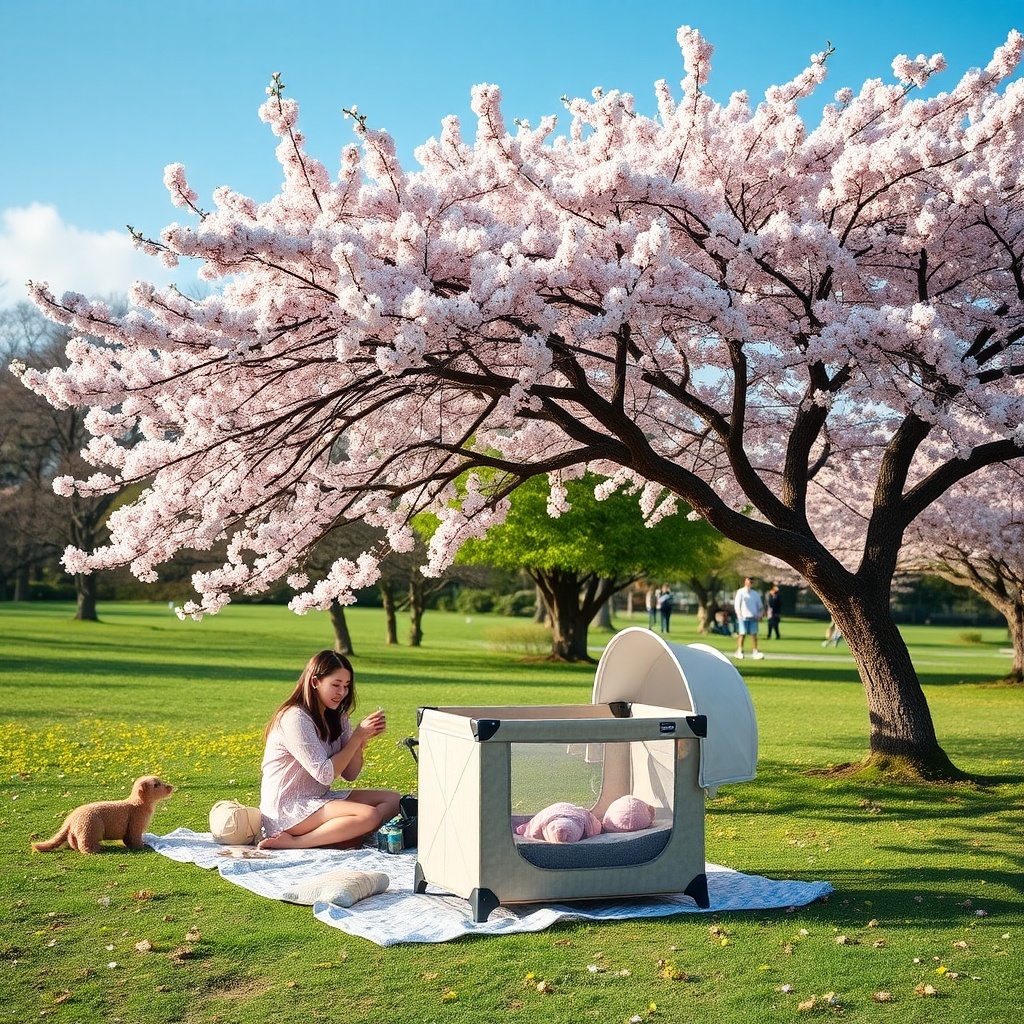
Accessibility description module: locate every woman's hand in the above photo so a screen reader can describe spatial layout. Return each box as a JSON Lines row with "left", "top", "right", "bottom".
{"left": 354, "top": 709, "right": 387, "bottom": 743}
{"left": 337, "top": 710, "right": 386, "bottom": 782}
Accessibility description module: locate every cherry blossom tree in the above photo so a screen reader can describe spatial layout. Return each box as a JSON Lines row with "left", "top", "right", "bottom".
{"left": 15, "top": 31, "right": 1024, "bottom": 777}
{"left": 901, "top": 464, "right": 1024, "bottom": 683}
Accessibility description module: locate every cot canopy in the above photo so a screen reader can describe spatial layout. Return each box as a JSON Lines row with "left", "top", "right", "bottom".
{"left": 592, "top": 628, "right": 757, "bottom": 792}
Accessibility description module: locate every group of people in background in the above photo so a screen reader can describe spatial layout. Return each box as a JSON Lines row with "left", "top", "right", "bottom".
{"left": 646, "top": 578, "right": 784, "bottom": 659}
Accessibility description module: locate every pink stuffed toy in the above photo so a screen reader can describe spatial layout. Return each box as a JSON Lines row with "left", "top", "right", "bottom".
{"left": 601, "top": 795, "right": 655, "bottom": 833}
{"left": 516, "top": 802, "right": 602, "bottom": 843}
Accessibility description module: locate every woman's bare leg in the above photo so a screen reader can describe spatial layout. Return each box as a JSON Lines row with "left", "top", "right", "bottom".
{"left": 257, "top": 790, "right": 402, "bottom": 850}
{"left": 348, "top": 788, "right": 402, "bottom": 824}
{"left": 258, "top": 801, "right": 379, "bottom": 850}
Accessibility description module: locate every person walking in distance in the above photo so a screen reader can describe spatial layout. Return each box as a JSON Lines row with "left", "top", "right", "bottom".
{"left": 733, "top": 577, "right": 764, "bottom": 660}
{"left": 645, "top": 584, "right": 658, "bottom": 629}
{"left": 657, "top": 585, "right": 674, "bottom": 634}
{"left": 766, "top": 584, "right": 782, "bottom": 640}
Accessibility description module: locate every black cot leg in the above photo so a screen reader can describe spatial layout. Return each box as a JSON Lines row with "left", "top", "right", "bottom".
{"left": 415, "top": 866, "right": 499, "bottom": 921}
{"left": 469, "top": 887, "right": 501, "bottom": 922}
{"left": 684, "top": 871, "right": 709, "bottom": 908}
{"left": 413, "top": 861, "right": 427, "bottom": 894}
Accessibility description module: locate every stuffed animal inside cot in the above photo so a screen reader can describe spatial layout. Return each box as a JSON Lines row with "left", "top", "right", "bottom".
{"left": 515, "top": 802, "right": 602, "bottom": 843}
{"left": 601, "top": 795, "right": 655, "bottom": 833}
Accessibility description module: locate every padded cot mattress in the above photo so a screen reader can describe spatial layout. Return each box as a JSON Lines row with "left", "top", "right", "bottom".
{"left": 511, "top": 818, "right": 673, "bottom": 870}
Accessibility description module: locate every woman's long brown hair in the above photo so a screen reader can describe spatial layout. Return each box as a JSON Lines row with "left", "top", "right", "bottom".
{"left": 264, "top": 650, "right": 356, "bottom": 744}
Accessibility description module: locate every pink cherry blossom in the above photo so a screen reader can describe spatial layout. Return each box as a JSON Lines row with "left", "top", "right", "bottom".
{"left": 15, "top": 30, "right": 1024, "bottom": 771}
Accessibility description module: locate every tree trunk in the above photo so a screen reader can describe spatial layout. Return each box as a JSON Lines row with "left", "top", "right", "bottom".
{"left": 380, "top": 582, "right": 399, "bottom": 645}
{"left": 1008, "top": 599, "right": 1024, "bottom": 684}
{"left": 68, "top": 494, "right": 114, "bottom": 622}
{"left": 408, "top": 580, "right": 424, "bottom": 647}
{"left": 826, "top": 590, "right": 963, "bottom": 778}
{"left": 548, "top": 599, "right": 592, "bottom": 661}
{"left": 929, "top": 569, "right": 1024, "bottom": 685}
{"left": 978, "top": 591, "right": 1024, "bottom": 685}
{"left": 13, "top": 565, "right": 30, "bottom": 602}
{"left": 533, "top": 570, "right": 593, "bottom": 661}
{"left": 696, "top": 603, "right": 717, "bottom": 634}
{"left": 74, "top": 572, "right": 98, "bottom": 621}
{"left": 591, "top": 596, "right": 613, "bottom": 630}
{"left": 531, "top": 570, "right": 633, "bottom": 662}
{"left": 328, "top": 599, "right": 354, "bottom": 656}
{"left": 532, "top": 585, "right": 547, "bottom": 624}
{"left": 687, "top": 576, "right": 717, "bottom": 634}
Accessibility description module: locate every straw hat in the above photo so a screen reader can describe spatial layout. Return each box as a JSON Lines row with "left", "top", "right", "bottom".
{"left": 209, "top": 799, "right": 263, "bottom": 845}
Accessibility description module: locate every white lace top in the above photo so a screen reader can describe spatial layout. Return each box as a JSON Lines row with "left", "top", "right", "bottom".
{"left": 259, "top": 705, "right": 354, "bottom": 835}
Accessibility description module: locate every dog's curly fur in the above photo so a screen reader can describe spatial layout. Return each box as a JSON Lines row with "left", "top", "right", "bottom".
{"left": 31, "top": 776, "right": 175, "bottom": 854}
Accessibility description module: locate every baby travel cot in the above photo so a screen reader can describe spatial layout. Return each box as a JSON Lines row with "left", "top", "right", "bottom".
{"left": 412, "top": 628, "right": 758, "bottom": 921}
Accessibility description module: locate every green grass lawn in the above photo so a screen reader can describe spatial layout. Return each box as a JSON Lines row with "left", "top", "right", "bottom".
{"left": 1, "top": 602, "right": 1021, "bottom": 1023}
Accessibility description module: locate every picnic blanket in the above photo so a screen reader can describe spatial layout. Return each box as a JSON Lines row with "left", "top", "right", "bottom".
{"left": 145, "top": 828, "right": 833, "bottom": 946}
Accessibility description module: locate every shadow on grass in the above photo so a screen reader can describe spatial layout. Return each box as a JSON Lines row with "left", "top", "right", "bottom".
{"left": 4, "top": 652, "right": 294, "bottom": 685}
{"left": 4, "top": 647, "right": 596, "bottom": 700}
{"left": 742, "top": 659, "right": 1014, "bottom": 687}
{"left": 715, "top": 864, "right": 1021, "bottom": 924}
{"left": 709, "top": 763, "right": 1024, "bottom": 866}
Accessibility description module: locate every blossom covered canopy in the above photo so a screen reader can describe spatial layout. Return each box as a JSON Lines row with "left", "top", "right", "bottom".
{"left": 902, "top": 462, "right": 1024, "bottom": 596}
{"left": 16, "top": 27, "right": 1024, "bottom": 618}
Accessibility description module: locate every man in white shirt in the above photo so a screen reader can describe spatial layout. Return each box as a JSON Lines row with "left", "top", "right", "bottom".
{"left": 733, "top": 577, "right": 764, "bottom": 660}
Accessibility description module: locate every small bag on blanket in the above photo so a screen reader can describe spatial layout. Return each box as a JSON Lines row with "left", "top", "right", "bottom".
{"left": 398, "top": 794, "right": 418, "bottom": 848}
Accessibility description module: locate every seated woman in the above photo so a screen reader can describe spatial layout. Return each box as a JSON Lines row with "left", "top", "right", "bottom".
{"left": 258, "top": 650, "right": 401, "bottom": 850}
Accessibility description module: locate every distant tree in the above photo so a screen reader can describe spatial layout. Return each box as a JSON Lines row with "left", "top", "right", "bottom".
{"left": 378, "top": 525, "right": 497, "bottom": 647}
{"left": 458, "top": 473, "right": 719, "bottom": 660}
{"left": 301, "top": 521, "right": 384, "bottom": 654}
{"left": 685, "top": 538, "right": 751, "bottom": 633}
{"left": 327, "top": 598, "right": 356, "bottom": 656}
{"left": 375, "top": 543, "right": 454, "bottom": 647}
{"left": 0, "top": 385, "right": 57, "bottom": 598}
{"left": 902, "top": 465, "right": 1024, "bottom": 683}
{"left": 1, "top": 304, "right": 124, "bottom": 618}
{"left": 303, "top": 519, "right": 481, "bottom": 649}
{"left": 0, "top": 308, "right": 59, "bottom": 597}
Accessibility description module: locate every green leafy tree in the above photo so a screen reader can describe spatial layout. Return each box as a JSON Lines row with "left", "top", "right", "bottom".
{"left": 680, "top": 538, "right": 750, "bottom": 633}
{"left": 459, "top": 474, "right": 719, "bottom": 660}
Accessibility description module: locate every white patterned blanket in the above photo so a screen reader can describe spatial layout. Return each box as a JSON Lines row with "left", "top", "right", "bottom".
{"left": 145, "top": 828, "right": 833, "bottom": 946}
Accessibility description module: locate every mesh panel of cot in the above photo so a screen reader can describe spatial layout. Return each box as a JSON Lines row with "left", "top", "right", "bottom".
{"left": 509, "top": 739, "right": 676, "bottom": 870}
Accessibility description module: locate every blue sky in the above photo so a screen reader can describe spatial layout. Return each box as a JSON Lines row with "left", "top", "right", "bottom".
{"left": 2, "top": 0, "right": 1022, "bottom": 307}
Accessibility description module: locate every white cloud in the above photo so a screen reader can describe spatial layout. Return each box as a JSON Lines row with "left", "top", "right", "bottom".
{"left": 0, "top": 203, "right": 186, "bottom": 308}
